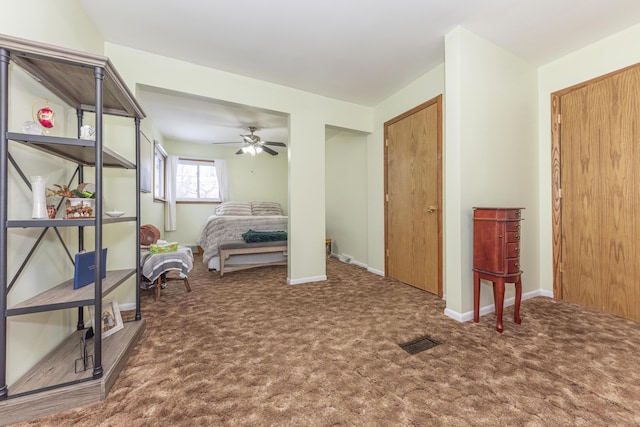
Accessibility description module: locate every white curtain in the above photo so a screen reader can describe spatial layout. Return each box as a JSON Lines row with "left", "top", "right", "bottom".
{"left": 214, "top": 159, "right": 234, "bottom": 202}
{"left": 165, "top": 155, "right": 178, "bottom": 231}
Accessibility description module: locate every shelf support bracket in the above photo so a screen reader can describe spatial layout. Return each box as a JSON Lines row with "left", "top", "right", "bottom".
{"left": 135, "top": 117, "right": 142, "bottom": 321}
{"left": 0, "top": 47, "right": 10, "bottom": 400}
{"left": 91, "top": 66, "right": 105, "bottom": 380}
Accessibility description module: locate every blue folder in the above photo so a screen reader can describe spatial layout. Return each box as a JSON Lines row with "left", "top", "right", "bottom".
{"left": 73, "top": 249, "right": 108, "bottom": 290}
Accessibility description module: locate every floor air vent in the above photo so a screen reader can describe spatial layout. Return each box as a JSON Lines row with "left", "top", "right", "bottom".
{"left": 399, "top": 335, "right": 440, "bottom": 355}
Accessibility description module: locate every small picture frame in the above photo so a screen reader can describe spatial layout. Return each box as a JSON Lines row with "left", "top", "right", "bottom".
{"left": 89, "top": 299, "right": 124, "bottom": 339}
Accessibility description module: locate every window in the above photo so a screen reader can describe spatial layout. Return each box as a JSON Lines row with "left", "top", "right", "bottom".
{"left": 153, "top": 142, "right": 167, "bottom": 201}
{"left": 176, "top": 158, "right": 220, "bottom": 202}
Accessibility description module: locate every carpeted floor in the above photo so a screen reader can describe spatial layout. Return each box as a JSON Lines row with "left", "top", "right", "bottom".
{"left": 14, "top": 255, "right": 640, "bottom": 426}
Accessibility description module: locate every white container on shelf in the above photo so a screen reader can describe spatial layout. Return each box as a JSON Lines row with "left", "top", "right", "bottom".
{"left": 30, "top": 176, "right": 48, "bottom": 219}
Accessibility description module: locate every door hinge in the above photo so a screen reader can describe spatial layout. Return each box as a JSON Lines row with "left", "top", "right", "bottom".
{"left": 558, "top": 188, "right": 562, "bottom": 199}
{"left": 385, "top": 194, "right": 389, "bottom": 202}
{"left": 386, "top": 249, "right": 389, "bottom": 257}
{"left": 385, "top": 138, "right": 389, "bottom": 147}
{"left": 557, "top": 113, "right": 561, "bottom": 124}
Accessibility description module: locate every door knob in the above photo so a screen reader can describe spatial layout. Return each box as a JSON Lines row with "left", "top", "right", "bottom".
{"left": 427, "top": 205, "right": 437, "bottom": 213}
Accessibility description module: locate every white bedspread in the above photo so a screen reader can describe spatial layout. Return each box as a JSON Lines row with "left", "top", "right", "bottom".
{"left": 196, "top": 215, "right": 288, "bottom": 264}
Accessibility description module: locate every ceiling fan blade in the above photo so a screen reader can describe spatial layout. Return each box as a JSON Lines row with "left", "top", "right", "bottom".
{"left": 262, "top": 145, "right": 279, "bottom": 156}
{"left": 263, "top": 141, "right": 287, "bottom": 147}
{"left": 235, "top": 148, "right": 245, "bottom": 155}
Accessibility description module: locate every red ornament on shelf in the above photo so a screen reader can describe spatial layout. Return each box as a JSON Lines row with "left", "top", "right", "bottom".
{"left": 33, "top": 98, "right": 55, "bottom": 129}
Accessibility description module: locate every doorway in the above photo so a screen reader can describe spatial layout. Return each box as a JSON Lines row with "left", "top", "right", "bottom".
{"left": 384, "top": 95, "right": 443, "bottom": 296}
{"left": 552, "top": 63, "right": 640, "bottom": 322}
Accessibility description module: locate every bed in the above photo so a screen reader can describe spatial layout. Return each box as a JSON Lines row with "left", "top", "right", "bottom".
{"left": 196, "top": 201, "right": 288, "bottom": 272}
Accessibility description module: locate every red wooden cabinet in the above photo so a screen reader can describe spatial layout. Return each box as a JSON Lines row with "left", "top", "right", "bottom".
{"left": 473, "top": 207, "right": 524, "bottom": 333}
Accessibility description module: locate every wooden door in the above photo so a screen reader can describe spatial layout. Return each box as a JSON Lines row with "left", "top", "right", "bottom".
{"left": 553, "top": 65, "right": 640, "bottom": 322}
{"left": 384, "top": 96, "right": 442, "bottom": 296}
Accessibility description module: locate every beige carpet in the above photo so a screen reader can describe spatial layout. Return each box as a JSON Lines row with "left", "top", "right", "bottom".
{"left": 15, "top": 255, "right": 640, "bottom": 426}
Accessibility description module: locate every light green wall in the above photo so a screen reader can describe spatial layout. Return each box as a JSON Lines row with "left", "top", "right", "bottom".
{"left": 325, "top": 129, "right": 368, "bottom": 264}
{"left": 103, "top": 43, "right": 373, "bottom": 282}
{"left": 444, "top": 27, "right": 538, "bottom": 317}
{"left": 537, "top": 22, "right": 640, "bottom": 293}
{"left": 0, "top": 0, "right": 103, "bottom": 55}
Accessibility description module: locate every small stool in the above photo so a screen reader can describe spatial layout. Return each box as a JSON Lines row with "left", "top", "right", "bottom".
{"left": 141, "top": 246, "right": 193, "bottom": 299}
{"left": 325, "top": 238, "right": 332, "bottom": 258}
{"left": 149, "top": 272, "right": 191, "bottom": 300}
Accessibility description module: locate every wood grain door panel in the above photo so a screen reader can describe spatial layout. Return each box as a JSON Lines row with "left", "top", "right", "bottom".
{"left": 557, "top": 65, "right": 640, "bottom": 321}
{"left": 384, "top": 96, "right": 442, "bottom": 296}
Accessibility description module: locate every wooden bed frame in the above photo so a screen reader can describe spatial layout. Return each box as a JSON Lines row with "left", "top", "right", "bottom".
{"left": 218, "top": 240, "right": 287, "bottom": 277}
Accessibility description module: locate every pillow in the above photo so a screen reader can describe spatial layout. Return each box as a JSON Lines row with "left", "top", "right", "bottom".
{"left": 215, "top": 201, "right": 252, "bottom": 216}
{"left": 242, "top": 229, "right": 288, "bottom": 243}
{"left": 251, "top": 201, "right": 283, "bottom": 216}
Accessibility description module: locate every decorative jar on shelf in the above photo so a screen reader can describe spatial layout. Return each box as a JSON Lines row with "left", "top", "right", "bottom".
{"left": 30, "top": 176, "right": 48, "bottom": 219}
{"left": 46, "top": 204, "right": 57, "bottom": 219}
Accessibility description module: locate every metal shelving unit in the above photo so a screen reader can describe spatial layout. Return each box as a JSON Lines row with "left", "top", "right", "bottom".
{"left": 0, "top": 33, "right": 146, "bottom": 421}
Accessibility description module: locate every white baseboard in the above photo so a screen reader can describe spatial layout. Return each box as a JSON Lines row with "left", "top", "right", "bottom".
{"left": 444, "top": 307, "right": 465, "bottom": 322}
{"left": 331, "top": 253, "right": 372, "bottom": 271}
{"left": 367, "top": 267, "right": 384, "bottom": 276}
{"left": 119, "top": 302, "right": 136, "bottom": 311}
{"left": 349, "top": 259, "right": 367, "bottom": 269}
{"left": 444, "top": 289, "right": 553, "bottom": 322}
{"left": 538, "top": 289, "right": 554, "bottom": 298}
{"left": 287, "top": 275, "right": 327, "bottom": 285}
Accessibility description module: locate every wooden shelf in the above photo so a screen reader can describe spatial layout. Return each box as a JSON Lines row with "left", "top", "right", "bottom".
{"left": 7, "top": 269, "right": 136, "bottom": 316}
{"left": 6, "top": 132, "right": 135, "bottom": 168}
{"left": 0, "top": 33, "right": 145, "bottom": 119}
{"left": 0, "top": 319, "right": 146, "bottom": 425}
{"left": 6, "top": 216, "right": 136, "bottom": 228}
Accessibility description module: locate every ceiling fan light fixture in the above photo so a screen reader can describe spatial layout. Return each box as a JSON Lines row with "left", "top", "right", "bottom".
{"left": 234, "top": 127, "right": 285, "bottom": 156}
{"left": 242, "top": 145, "right": 261, "bottom": 155}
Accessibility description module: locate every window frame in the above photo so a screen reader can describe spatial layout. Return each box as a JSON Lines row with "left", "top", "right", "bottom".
{"left": 175, "top": 157, "right": 221, "bottom": 204}
{"left": 153, "top": 141, "right": 167, "bottom": 202}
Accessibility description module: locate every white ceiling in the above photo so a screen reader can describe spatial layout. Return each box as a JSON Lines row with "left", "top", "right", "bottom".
{"left": 80, "top": 0, "right": 640, "bottom": 145}
{"left": 136, "top": 85, "right": 290, "bottom": 146}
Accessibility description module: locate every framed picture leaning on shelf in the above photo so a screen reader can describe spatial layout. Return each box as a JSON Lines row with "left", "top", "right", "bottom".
{"left": 89, "top": 299, "right": 124, "bottom": 338}
{"left": 140, "top": 131, "right": 152, "bottom": 193}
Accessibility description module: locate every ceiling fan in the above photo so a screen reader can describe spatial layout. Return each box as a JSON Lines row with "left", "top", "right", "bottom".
{"left": 235, "top": 126, "right": 286, "bottom": 156}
